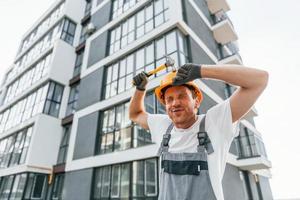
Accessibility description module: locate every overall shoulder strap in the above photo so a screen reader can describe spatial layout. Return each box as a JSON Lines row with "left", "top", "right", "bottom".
{"left": 157, "top": 123, "right": 173, "bottom": 156}
{"left": 197, "top": 115, "right": 214, "bottom": 154}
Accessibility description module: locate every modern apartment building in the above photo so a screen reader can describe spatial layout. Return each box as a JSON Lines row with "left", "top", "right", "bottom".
{"left": 0, "top": 0, "right": 273, "bottom": 199}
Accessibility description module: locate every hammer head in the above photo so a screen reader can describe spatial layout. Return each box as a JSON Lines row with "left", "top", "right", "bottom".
{"left": 165, "top": 56, "right": 176, "bottom": 71}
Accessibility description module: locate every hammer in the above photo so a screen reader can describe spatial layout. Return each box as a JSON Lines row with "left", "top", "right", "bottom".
{"left": 132, "top": 56, "right": 175, "bottom": 86}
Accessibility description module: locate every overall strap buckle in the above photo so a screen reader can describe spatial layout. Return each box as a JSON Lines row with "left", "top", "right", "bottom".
{"left": 157, "top": 123, "right": 174, "bottom": 156}
{"left": 163, "top": 134, "right": 171, "bottom": 147}
{"left": 197, "top": 115, "right": 214, "bottom": 154}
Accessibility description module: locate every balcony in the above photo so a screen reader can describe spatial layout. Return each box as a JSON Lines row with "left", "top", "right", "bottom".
{"left": 212, "top": 10, "right": 238, "bottom": 45}
{"left": 218, "top": 41, "right": 242, "bottom": 65}
{"left": 206, "top": 0, "right": 230, "bottom": 14}
{"left": 236, "top": 155, "right": 272, "bottom": 171}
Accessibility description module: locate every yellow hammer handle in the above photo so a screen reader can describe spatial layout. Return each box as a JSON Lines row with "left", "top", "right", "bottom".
{"left": 147, "top": 63, "right": 167, "bottom": 76}
{"left": 132, "top": 63, "right": 167, "bottom": 86}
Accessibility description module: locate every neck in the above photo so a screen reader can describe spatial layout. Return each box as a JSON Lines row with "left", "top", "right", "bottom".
{"left": 174, "top": 115, "right": 198, "bottom": 129}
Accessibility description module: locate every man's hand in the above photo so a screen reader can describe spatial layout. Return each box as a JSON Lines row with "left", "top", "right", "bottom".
{"left": 173, "top": 63, "right": 202, "bottom": 85}
{"left": 133, "top": 72, "right": 148, "bottom": 91}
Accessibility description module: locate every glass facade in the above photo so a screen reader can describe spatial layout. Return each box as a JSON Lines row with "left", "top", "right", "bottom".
{"left": 109, "top": 0, "right": 170, "bottom": 55}
{"left": 18, "top": 2, "right": 65, "bottom": 56}
{"left": 3, "top": 53, "right": 52, "bottom": 104}
{"left": 0, "top": 126, "right": 33, "bottom": 168}
{"left": 0, "top": 82, "right": 63, "bottom": 133}
{"left": 105, "top": 29, "right": 188, "bottom": 99}
{"left": 0, "top": 173, "right": 48, "bottom": 200}
{"left": 6, "top": 18, "right": 76, "bottom": 85}
{"left": 98, "top": 91, "right": 164, "bottom": 155}
{"left": 93, "top": 158, "right": 158, "bottom": 199}
{"left": 111, "top": 0, "right": 141, "bottom": 19}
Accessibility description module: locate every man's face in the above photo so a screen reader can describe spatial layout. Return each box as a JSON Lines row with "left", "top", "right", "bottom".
{"left": 164, "top": 85, "right": 200, "bottom": 124}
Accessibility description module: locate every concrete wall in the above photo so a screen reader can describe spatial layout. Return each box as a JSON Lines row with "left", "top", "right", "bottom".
{"left": 87, "top": 31, "right": 109, "bottom": 67}
{"left": 91, "top": 1, "right": 111, "bottom": 30}
{"left": 63, "top": 168, "right": 93, "bottom": 200}
{"left": 77, "top": 67, "right": 105, "bottom": 110}
{"left": 73, "top": 111, "right": 100, "bottom": 160}
{"left": 27, "top": 114, "right": 63, "bottom": 167}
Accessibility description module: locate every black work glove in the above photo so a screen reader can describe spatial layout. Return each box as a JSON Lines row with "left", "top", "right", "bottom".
{"left": 133, "top": 71, "right": 148, "bottom": 91}
{"left": 172, "top": 63, "right": 202, "bottom": 85}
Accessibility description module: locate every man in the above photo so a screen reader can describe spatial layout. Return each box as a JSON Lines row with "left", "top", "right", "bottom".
{"left": 129, "top": 63, "right": 268, "bottom": 200}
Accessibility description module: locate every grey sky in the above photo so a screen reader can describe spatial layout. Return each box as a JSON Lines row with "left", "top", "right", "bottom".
{"left": 1, "top": 0, "right": 300, "bottom": 198}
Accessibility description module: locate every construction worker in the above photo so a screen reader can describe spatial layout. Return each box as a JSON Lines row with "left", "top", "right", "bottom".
{"left": 129, "top": 63, "right": 268, "bottom": 200}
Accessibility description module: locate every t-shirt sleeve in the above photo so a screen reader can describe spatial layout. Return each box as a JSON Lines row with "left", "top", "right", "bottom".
{"left": 147, "top": 113, "right": 171, "bottom": 143}
{"left": 206, "top": 99, "right": 240, "bottom": 144}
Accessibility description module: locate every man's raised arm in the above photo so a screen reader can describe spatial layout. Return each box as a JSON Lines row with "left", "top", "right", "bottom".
{"left": 173, "top": 64, "right": 269, "bottom": 123}
{"left": 129, "top": 72, "right": 149, "bottom": 130}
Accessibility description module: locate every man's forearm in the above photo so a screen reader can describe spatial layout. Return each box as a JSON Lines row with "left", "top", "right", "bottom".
{"left": 201, "top": 64, "right": 269, "bottom": 90}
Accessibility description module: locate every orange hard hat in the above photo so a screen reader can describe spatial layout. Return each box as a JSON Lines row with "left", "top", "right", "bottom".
{"left": 155, "top": 71, "right": 203, "bottom": 105}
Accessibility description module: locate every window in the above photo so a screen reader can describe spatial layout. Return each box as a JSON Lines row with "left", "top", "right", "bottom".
{"left": 73, "top": 50, "right": 84, "bottom": 77}
{"left": 44, "top": 82, "right": 64, "bottom": 117}
{"left": 57, "top": 125, "right": 71, "bottom": 164}
{"left": 93, "top": 158, "right": 158, "bottom": 199}
{"left": 105, "top": 30, "right": 188, "bottom": 98}
{"left": 79, "top": 23, "right": 89, "bottom": 44}
{"left": 0, "top": 175, "right": 14, "bottom": 199}
{"left": 0, "top": 126, "right": 33, "bottom": 168}
{"left": 8, "top": 173, "right": 27, "bottom": 200}
{"left": 66, "top": 84, "right": 80, "bottom": 116}
{"left": 236, "top": 126, "right": 268, "bottom": 159}
{"left": 61, "top": 19, "right": 76, "bottom": 45}
{"left": 23, "top": 173, "right": 47, "bottom": 200}
{"left": 109, "top": 0, "right": 170, "bottom": 55}
{"left": 51, "top": 174, "right": 65, "bottom": 200}
{"left": 85, "top": 0, "right": 92, "bottom": 16}
{"left": 112, "top": 0, "right": 137, "bottom": 19}
{"left": 98, "top": 92, "right": 164, "bottom": 155}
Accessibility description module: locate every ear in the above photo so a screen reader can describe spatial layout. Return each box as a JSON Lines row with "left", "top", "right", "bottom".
{"left": 194, "top": 97, "right": 201, "bottom": 109}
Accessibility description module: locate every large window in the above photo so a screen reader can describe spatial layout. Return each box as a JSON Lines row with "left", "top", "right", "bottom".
{"left": 61, "top": 19, "right": 76, "bottom": 45}
{"left": 98, "top": 92, "right": 165, "bottom": 155}
{"left": 109, "top": 0, "right": 170, "bottom": 55}
{"left": 236, "top": 126, "right": 268, "bottom": 159}
{"left": 57, "top": 125, "right": 71, "bottom": 164}
{"left": 23, "top": 173, "right": 48, "bottom": 200}
{"left": 0, "top": 85, "right": 48, "bottom": 133}
{"left": 66, "top": 84, "right": 80, "bottom": 116}
{"left": 0, "top": 173, "right": 47, "bottom": 200}
{"left": 4, "top": 53, "right": 52, "bottom": 104}
{"left": 0, "top": 126, "right": 33, "bottom": 168}
{"left": 93, "top": 158, "right": 158, "bottom": 199}
{"left": 105, "top": 30, "right": 188, "bottom": 99}
{"left": 51, "top": 173, "right": 65, "bottom": 200}
{"left": 0, "top": 82, "right": 63, "bottom": 133}
{"left": 43, "top": 82, "right": 64, "bottom": 117}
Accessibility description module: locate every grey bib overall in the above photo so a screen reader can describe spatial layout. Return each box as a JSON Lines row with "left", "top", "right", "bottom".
{"left": 157, "top": 115, "right": 217, "bottom": 200}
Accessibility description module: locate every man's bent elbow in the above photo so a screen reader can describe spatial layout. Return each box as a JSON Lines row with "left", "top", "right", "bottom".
{"left": 260, "top": 70, "right": 269, "bottom": 89}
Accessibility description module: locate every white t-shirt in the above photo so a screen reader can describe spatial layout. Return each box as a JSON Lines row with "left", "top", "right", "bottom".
{"left": 147, "top": 99, "right": 239, "bottom": 200}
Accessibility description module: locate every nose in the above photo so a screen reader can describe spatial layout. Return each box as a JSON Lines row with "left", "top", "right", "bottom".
{"left": 171, "top": 97, "right": 181, "bottom": 107}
